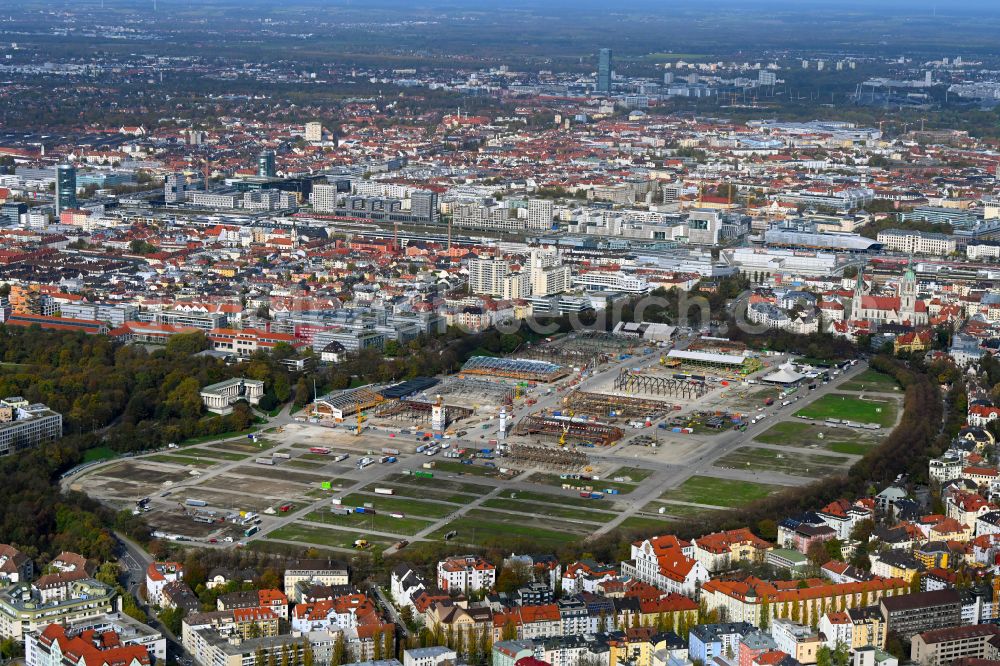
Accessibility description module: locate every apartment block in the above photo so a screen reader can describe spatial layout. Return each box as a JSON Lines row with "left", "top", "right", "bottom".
{"left": 26, "top": 613, "right": 167, "bottom": 666}
{"left": 437, "top": 556, "right": 496, "bottom": 594}
{"left": 283, "top": 562, "right": 349, "bottom": 602}
{"left": 0, "top": 400, "right": 63, "bottom": 457}
{"left": 910, "top": 624, "right": 1000, "bottom": 666}
{"left": 26, "top": 622, "right": 151, "bottom": 666}
{"left": 0, "top": 579, "right": 118, "bottom": 641}
{"left": 879, "top": 590, "right": 962, "bottom": 641}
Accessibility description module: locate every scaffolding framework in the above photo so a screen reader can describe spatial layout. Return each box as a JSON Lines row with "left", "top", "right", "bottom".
{"left": 507, "top": 442, "right": 589, "bottom": 470}
{"left": 514, "top": 347, "right": 609, "bottom": 370}
{"left": 373, "top": 399, "right": 473, "bottom": 425}
{"left": 565, "top": 390, "right": 678, "bottom": 418}
{"left": 313, "top": 385, "right": 384, "bottom": 418}
{"left": 613, "top": 369, "right": 710, "bottom": 399}
{"left": 514, "top": 414, "right": 624, "bottom": 446}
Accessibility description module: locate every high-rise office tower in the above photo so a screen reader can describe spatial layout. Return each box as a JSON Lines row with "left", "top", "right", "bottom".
{"left": 410, "top": 190, "right": 439, "bottom": 224}
{"left": 597, "top": 48, "right": 613, "bottom": 94}
{"left": 0, "top": 202, "right": 27, "bottom": 226}
{"left": 55, "top": 164, "right": 77, "bottom": 214}
{"left": 164, "top": 173, "right": 186, "bottom": 203}
{"left": 257, "top": 150, "right": 276, "bottom": 178}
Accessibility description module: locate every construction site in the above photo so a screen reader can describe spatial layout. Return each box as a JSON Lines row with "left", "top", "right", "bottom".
{"left": 295, "top": 334, "right": 781, "bottom": 459}
{"left": 68, "top": 327, "right": 883, "bottom": 555}
{"left": 513, "top": 331, "right": 645, "bottom": 369}
{"left": 504, "top": 442, "right": 590, "bottom": 470}
{"left": 459, "top": 356, "right": 569, "bottom": 382}
{"left": 513, "top": 414, "right": 625, "bottom": 447}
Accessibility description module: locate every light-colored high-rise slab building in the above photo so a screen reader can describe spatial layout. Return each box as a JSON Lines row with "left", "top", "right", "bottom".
{"left": 304, "top": 121, "right": 323, "bottom": 142}
{"left": 527, "top": 199, "right": 554, "bottom": 230}
{"left": 468, "top": 257, "right": 509, "bottom": 296}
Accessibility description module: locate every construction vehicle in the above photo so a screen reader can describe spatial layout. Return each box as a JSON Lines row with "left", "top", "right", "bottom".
{"left": 353, "top": 539, "right": 370, "bottom": 549}
{"left": 659, "top": 356, "right": 681, "bottom": 367}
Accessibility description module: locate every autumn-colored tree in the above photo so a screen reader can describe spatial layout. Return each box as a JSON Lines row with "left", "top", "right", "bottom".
{"left": 501, "top": 617, "right": 517, "bottom": 641}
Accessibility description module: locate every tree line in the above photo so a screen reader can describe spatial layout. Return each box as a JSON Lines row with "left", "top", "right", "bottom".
{"left": 0, "top": 326, "right": 297, "bottom": 564}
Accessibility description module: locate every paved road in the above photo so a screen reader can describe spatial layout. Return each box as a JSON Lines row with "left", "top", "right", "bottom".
{"left": 113, "top": 532, "right": 192, "bottom": 663}
{"left": 116, "top": 531, "right": 151, "bottom": 596}
{"left": 372, "top": 585, "right": 409, "bottom": 638}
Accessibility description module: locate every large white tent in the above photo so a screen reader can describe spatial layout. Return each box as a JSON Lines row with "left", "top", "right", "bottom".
{"left": 762, "top": 362, "right": 806, "bottom": 384}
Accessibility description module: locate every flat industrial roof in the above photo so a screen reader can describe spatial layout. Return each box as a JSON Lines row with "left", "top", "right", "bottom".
{"left": 666, "top": 349, "right": 748, "bottom": 365}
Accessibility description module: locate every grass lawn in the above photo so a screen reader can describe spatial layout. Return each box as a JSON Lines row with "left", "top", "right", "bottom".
{"left": 827, "top": 441, "right": 872, "bottom": 455}
{"left": 714, "top": 447, "right": 850, "bottom": 478}
{"left": 213, "top": 441, "right": 272, "bottom": 453}
{"left": 754, "top": 421, "right": 881, "bottom": 454}
{"left": 642, "top": 500, "right": 723, "bottom": 518}
{"left": 363, "top": 482, "right": 480, "bottom": 504}
{"left": 659, "top": 475, "right": 784, "bottom": 507}
{"left": 794, "top": 394, "right": 897, "bottom": 427}
{"left": 619, "top": 515, "right": 679, "bottom": 532}
{"left": 530, "top": 473, "right": 635, "bottom": 494}
{"left": 248, "top": 541, "right": 344, "bottom": 557}
{"left": 83, "top": 446, "right": 117, "bottom": 463}
{"left": 383, "top": 474, "right": 492, "bottom": 495}
{"left": 146, "top": 454, "right": 215, "bottom": 467}
{"left": 458, "top": 509, "right": 593, "bottom": 535}
{"left": 432, "top": 460, "right": 501, "bottom": 477}
{"left": 303, "top": 509, "right": 433, "bottom": 536}
{"left": 502, "top": 489, "right": 618, "bottom": 508}
{"left": 429, "top": 516, "right": 583, "bottom": 548}
{"left": 839, "top": 369, "right": 900, "bottom": 393}
{"left": 610, "top": 467, "right": 653, "bottom": 483}
{"left": 187, "top": 448, "right": 247, "bottom": 461}
{"left": 338, "top": 493, "right": 459, "bottom": 519}
{"left": 180, "top": 428, "right": 259, "bottom": 446}
{"left": 480, "top": 498, "right": 616, "bottom": 523}
{"left": 267, "top": 523, "right": 393, "bottom": 549}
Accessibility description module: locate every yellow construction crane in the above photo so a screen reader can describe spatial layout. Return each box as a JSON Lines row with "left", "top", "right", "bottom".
{"left": 355, "top": 401, "right": 365, "bottom": 436}
{"left": 558, "top": 410, "right": 574, "bottom": 447}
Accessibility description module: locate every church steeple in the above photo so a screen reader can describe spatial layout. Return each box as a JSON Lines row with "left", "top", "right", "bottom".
{"left": 899, "top": 257, "right": 917, "bottom": 320}
{"left": 851, "top": 263, "right": 866, "bottom": 320}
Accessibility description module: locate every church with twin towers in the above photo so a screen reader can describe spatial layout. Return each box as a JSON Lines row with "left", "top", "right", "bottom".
{"left": 849, "top": 261, "right": 928, "bottom": 326}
